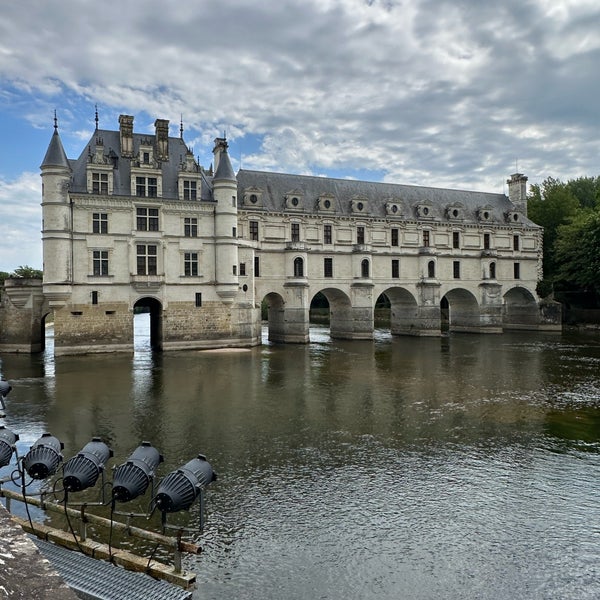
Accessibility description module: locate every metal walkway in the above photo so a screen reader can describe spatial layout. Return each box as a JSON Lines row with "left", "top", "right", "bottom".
{"left": 34, "top": 538, "right": 193, "bottom": 600}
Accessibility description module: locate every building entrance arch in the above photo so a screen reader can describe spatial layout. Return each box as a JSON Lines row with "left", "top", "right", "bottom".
{"left": 133, "top": 297, "right": 163, "bottom": 351}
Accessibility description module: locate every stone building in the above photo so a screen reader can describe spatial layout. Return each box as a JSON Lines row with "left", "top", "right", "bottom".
{"left": 1, "top": 114, "right": 559, "bottom": 356}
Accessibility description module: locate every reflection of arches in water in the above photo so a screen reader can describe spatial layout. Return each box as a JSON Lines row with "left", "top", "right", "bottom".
{"left": 133, "top": 297, "right": 163, "bottom": 351}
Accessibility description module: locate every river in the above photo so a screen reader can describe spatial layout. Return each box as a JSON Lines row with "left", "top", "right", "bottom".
{"left": 0, "top": 320, "right": 599, "bottom": 599}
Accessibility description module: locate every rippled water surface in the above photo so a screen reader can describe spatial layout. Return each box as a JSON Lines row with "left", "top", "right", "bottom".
{"left": 1, "top": 322, "right": 599, "bottom": 599}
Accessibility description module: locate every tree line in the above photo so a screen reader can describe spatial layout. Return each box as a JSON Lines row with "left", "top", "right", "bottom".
{"left": 528, "top": 176, "right": 600, "bottom": 307}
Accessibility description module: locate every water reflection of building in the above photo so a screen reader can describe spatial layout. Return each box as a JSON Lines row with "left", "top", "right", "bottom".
{"left": 1, "top": 113, "right": 560, "bottom": 356}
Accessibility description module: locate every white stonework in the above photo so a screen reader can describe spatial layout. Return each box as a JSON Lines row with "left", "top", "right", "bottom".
{"left": 32, "top": 115, "right": 556, "bottom": 355}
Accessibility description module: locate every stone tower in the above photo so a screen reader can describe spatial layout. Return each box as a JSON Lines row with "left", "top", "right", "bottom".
{"left": 40, "top": 116, "right": 72, "bottom": 305}
{"left": 212, "top": 138, "right": 239, "bottom": 302}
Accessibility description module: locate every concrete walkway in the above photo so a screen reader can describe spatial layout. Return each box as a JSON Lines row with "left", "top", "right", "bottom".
{"left": 0, "top": 502, "right": 79, "bottom": 599}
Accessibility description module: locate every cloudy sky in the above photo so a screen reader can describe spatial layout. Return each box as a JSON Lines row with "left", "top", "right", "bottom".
{"left": 1, "top": 0, "right": 599, "bottom": 272}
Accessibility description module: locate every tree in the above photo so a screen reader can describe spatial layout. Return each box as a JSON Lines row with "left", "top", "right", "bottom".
{"left": 555, "top": 210, "right": 600, "bottom": 296}
{"left": 9, "top": 266, "right": 43, "bottom": 279}
{"left": 528, "top": 177, "right": 581, "bottom": 284}
{"left": 566, "top": 176, "right": 600, "bottom": 210}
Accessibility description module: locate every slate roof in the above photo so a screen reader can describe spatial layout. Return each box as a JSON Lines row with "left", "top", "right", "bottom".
{"left": 67, "top": 129, "right": 214, "bottom": 201}
{"left": 237, "top": 169, "right": 539, "bottom": 227}
{"left": 40, "top": 128, "right": 70, "bottom": 170}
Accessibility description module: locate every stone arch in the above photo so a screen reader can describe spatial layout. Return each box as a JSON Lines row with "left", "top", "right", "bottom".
{"left": 378, "top": 287, "right": 419, "bottom": 335}
{"left": 442, "top": 288, "right": 481, "bottom": 332}
{"left": 133, "top": 296, "right": 163, "bottom": 351}
{"left": 262, "top": 291, "right": 287, "bottom": 343}
{"left": 503, "top": 286, "right": 539, "bottom": 329}
{"left": 311, "top": 287, "right": 353, "bottom": 339}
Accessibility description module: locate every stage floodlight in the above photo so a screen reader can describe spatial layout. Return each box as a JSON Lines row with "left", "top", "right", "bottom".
{"left": 23, "top": 433, "right": 64, "bottom": 479}
{"left": 0, "top": 426, "right": 19, "bottom": 468}
{"left": 63, "top": 437, "right": 113, "bottom": 492}
{"left": 153, "top": 454, "right": 217, "bottom": 513}
{"left": 112, "top": 441, "right": 163, "bottom": 503}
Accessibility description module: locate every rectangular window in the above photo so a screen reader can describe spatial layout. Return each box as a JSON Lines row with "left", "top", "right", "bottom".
{"left": 484, "top": 233, "right": 490, "bottom": 250}
{"left": 254, "top": 256, "right": 260, "bottom": 277}
{"left": 91, "top": 291, "right": 98, "bottom": 305}
{"left": 239, "top": 263, "right": 246, "bottom": 276}
{"left": 184, "top": 252, "right": 198, "bottom": 276}
{"left": 233, "top": 265, "right": 237, "bottom": 275}
{"left": 357, "top": 226, "right": 365, "bottom": 245}
{"left": 232, "top": 227, "right": 237, "bottom": 238}
{"left": 453, "top": 232, "right": 460, "bottom": 249}
{"left": 250, "top": 221, "right": 259, "bottom": 241}
{"left": 291, "top": 223, "right": 300, "bottom": 242}
{"left": 92, "top": 250, "right": 109, "bottom": 276}
{"left": 137, "top": 244, "right": 157, "bottom": 275}
{"left": 423, "top": 230, "right": 430, "bottom": 247}
{"left": 513, "top": 235, "right": 520, "bottom": 251}
{"left": 195, "top": 292, "right": 202, "bottom": 307}
{"left": 92, "top": 213, "right": 108, "bottom": 234}
{"left": 324, "top": 257, "right": 333, "bottom": 278}
{"left": 392, "top": 259, "right": 399, "bottom": 278}
{"left": 92, "top": 172, "right": 108, "bottom": 194}
{"left": 143, "top": 152, "right": 150, "bottom": 164}
{"left": 184, "top": 217, "right": 198, "bottom": 237}
{"left": 136, "top": 177, "right": 158, "bottom": 197}
{"left": 453, "top": 260, "right": 460, "bottom": 279}
{"left": 324, "top": 224, "right": 332, "bottom": 245}
{"left": 183, "top": 180, "right": 197, "bottom": 200}
{"left": 391, "top": 228, "right": 399, "bottom": 247}
{"left": 514, "top": 262, "right": 520, "bottom": 279}
{"left": 136, "top": 207, "right": 159, "bottom": 231}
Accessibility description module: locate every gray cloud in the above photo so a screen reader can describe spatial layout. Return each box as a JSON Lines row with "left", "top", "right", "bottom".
{"left": 0, "top": 0, "right": 598, "bottom": 221}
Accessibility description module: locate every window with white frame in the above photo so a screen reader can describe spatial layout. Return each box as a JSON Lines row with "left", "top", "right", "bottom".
{"left": 184, "top": 252, "right": 198, "bottom": 276}
{"left": 136, "top": 207, "right": 159, "bottom": 231}
{"left": 92, "top": 213, "right": 108, "bottom": 234}
{"left": 92, "top": 250, "right": 109, "bottom": 276}
{"left": 137, "top": 244, "right": 157, "bottom": 275}
{"left": 184, "top": 217, "right": 198, "bottom": 237}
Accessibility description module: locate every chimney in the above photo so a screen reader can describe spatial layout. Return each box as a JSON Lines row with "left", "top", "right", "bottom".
{"left": 155, "top": 119, "right": 169, "bottom": 161}
{"left": 507, "top": 173, "right": 528, "bottom": 217}
{"left": 119, "top": 115, "right": 134, "bottom": 158}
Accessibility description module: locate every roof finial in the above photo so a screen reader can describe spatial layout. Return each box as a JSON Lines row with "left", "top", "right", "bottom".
{"left": 180, "top": 114, "right": 184, "bottom": 139}
{"left": 95, "top": 104, "right": 99, "bottom": 131}
{"left": 53, "top": 110, "right": 58, "bottom": 132}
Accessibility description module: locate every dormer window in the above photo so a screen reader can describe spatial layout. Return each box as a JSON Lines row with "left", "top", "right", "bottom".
{"left": 446, "top": 204, "right": 464, "bottom": 220}
{"left": 92, "top": 172, "right": 108, "bottom": 194}
{"left": 317, "top": 194, "right": 335, "bottom": 212}
{"left": 506, "top": 211, "right": 520, "bottom": 224}
{"left": 478, "top": 206, "right": 493, "bottom": 222}
{"left": 416, "top": 204, "right": 433, "bottom": 219}
{"left": 143, "top": 152, "right": 150, "bottom": 164}
{"left": 350, "top": 198, "right": 368, "bottom": 213}
{"left": 183, "top": 180, "right": 197, "bottom": 200}
{"left": 386, "top": 202, "right": 402, "bottom": 216}
{"left": 285, "top": 191, "right": 304, "bottom": 210}
{"left": 243, "top": 187, "right": 263, "bottom": 207}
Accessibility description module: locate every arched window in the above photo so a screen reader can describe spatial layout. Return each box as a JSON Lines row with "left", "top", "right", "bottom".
{"left": 489, "top": 262, "right": 496, "bottom": 279}
{"left": 361, "top": 259, "right": 370, "bottom": 278}
{"left": 293, "top": 257, "right": 304, "bottom": 277}
{"left": 428, "top": 260, "right": 435, "bottom": 278}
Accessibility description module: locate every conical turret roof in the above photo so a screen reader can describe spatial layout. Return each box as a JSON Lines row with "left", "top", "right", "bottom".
{"left": 41, "top": 127, "right": 70, "bottom": 170}
{"left": 213, "top": 148, "right": 236, "bottom": 182}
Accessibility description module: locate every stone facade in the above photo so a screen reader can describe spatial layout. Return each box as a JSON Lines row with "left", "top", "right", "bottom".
{"left": 0, "top": 115, "right": 561, "bottom": 355}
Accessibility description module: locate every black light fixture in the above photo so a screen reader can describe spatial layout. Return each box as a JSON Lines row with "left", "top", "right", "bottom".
{"left": 0, "top": 425, "right": 19, "bottom": 468}
{"left": 63, "top": 438, "right": 113, "bottom": 492}
{"left": 23, "top": 433, "right": 64, "bottom": 479}
{"left": 153, "top": 454, "right": 217, "bottom": 513}
{"left": 112, "top": 442, "right": 163, "bottom": 503}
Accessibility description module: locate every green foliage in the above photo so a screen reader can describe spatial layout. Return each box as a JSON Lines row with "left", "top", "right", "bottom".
{"left": 528, "top": 177, "right": 581, "bottom": 282}
{"left": 555, "top": 210, "right": 600, "bottom": 295}
{"left": 9, "top": 266, "right": 43, "bottom": 279}
{"left": 565, "top": 176, "right": 600, "bottom": 210}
